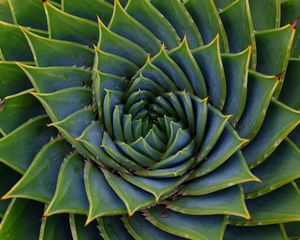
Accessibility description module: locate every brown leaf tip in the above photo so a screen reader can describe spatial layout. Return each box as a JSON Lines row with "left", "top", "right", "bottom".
{"left": 290, "top": 16, "right": 300, "bottom": 30}
{"left": 0, "top": 99, "right": 5, "bottom": 111}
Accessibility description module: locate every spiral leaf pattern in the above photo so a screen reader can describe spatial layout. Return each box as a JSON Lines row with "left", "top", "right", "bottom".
{"left": 0, "top": 0, "right": 300, "bottom": 239}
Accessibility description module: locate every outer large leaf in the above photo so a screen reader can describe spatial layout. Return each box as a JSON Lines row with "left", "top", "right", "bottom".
{"left": 230, "top": 184, "right": 300, "bottom": 225}
{"left": 62, "top": 0, "right": 113, "bottom": 25}
{"left": 151, "top": 0, "right": 203, "bottom": 48}
{"left": 192, "top": 36, "right": 226, "bottom": 109}
{"left": 219, "top": 0, "right": 255, "bottom": 59}
{"left": 45, "top": 153, "right": 89, "bottom": 216}
{"left": 70, "top": 214, "right": 102, "bottom": 240}
{"left": 243, "top": 100, "right": 300, "bottom": 168}
{"left": 39, "top": 214, "right": 73, "bottom": 240}
{"left": 0, "top": 199, "right": 44, "bottom": 240}
{"left": 44, "top": 2, "right": 99, "bottom": 46}
{"left": 0, "top": 62, "right": 31, "bottom": 98}
{"left": 221, "top": 47, "right": 251, "bottom": 125}
{"left": 0, "top": 21, "right": 33, "bottom": 61}
{"left": 22, "top": 28, "right": 94, "bottom": 67}
{"left": 125, "top": 0, "right": 180, "bottom": 49}
{"left": 0, "top": 115, "right": 56, "bottom": 174}
{"left": 185, "top": 0, "right": 228, "bottom": 51}
{"left": 167, "top": 185, "right": 250, "bottom": 219}
{"left": 182, "top": 152, "right": 258, "bottom": 195}
{"left": 278, "top": 58, "right": 300, "bottom": 110}
{"left": 102, "top": 169, "right": 156, "bottom": 216}
{"left": 244, "top": 139, "right": 300, "bottom": 198}
{"left": 98, "top": 216, "right": 134, "bottom": 240}
{"left": 9, "top": 0, "right": 47, "bottom": 30}
{"left": 2, "top": 138, "right": 72, "bottom": 202}
{"left": 84, "top": 162, "right": 126, "bottom": 224}
{"left": 122, "top": 213, "right": 183, "bottom": 240}
{"left": 224, "top": 225, "right": 287, "bottom": 240}
{"left": 248, "top": 0, "right": 281, "bottom": 30}
{"left": 0, "top": 90, "right": 44, "bottom": 134}
{"left": 145, "top": 206, "right": 227, "bottom": 240}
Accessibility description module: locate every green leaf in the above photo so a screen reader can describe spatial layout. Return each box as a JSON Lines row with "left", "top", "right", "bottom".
{"left": 278, "top": 58, "right": 300, "bottom": 110}
{"left": 98, "top": 20, "right": 148, "bottom": 66}
{"left": 33, "top": 87, "right": 92, "bottom": 121}
{"left": 135, "top": 57, "right": 177, "bottom": 91}
{"left": 288, "top": 126, "right": 300, "bottom": 148}
{"left": 224, "top": 225, "right": 287, "bottom": 240}
{"left": 94, "top": 48, "right": 138, "bottom": 77}
{"left": 214, "top": 0, "right": 236, "bottom": 9}
{"left": 185, "top": 0, "right": 228, "bottom": 51}
{"left": 116, "top": 141, "right": 157, "bottom": 167}
{"left": 145, "top": 206, "right": 227, "bottom": 240}
{"left": 109, "top": 0, "right": 161, "bottom": 54}
{"left": 243, "top": 100, "right": 300, "bottom": 168}
{"left": 94, "top": 71, "right": 127, "bottom": 120}
{"left": 230, "top": 184, "right": 300, "bottom": 225}
{"left": 122, "top": 213, "right": 183, "bottom": 240}
{"left": 125, "top": 0, "right": 180, "bottom": 49}
{"left": 70, "top": 214, "right": 102, "bottom": 240}
{"left": 0, "top": 115, "right": 56, "bottom": 174}
{"left": 76, "top": 121, "right": 127, "bottom": 172}
{"left": 0, "top": 21, "right": 33, "bottom": 61}
{"left": 102, "top": 169, "right": 156, "bottom": 216}
{"left": 255, "top": 24, "right": 295, "bottom": 94}
{"left": 151, "top": 0, "right": 203, "bottom": 48}
{"left": 9, "top": 0, "right": 47, "bottom": 30}
{"left": 98, "top": 216, "right": 134, "bottom": 240}
{"left": 0, "top": 90, "right": 44, "bottom": 134}
{"left": 2, "top": 138, "right": 72, "bottom": 202}
{"left": 197, "top": 106, "right": 230, "bottom": 162}
{"left": 221, "top": 47, "right": 251, "bottom": 125}
{"left": 164, "top": 127, "right": 191, "bottom": 158}
{"left": 169, "top": 38, "right": 207, "bottom": 99}
{"left": 152, "top": 47, "right": 194, "bottom": 93}
{"left": 45, "top": 153, "right": 89, "bottom": 216}
{"left": 168, "top": 185, "right": 250, "bottom": 219}
{"left": 62, "top": 0, "right": 113, "bottom": 25}
{"left": 19, "top": 64, "right": 92, "bottom": 93}
{"left": 244, "top": 139, "right": 300, "bottom": 198}
{"left": 127, "top": 75, "right": 164, "bottom": 97}
{"left": 284, "top": 221, "right": 300, "bottom": 239}
{"left": 152, "top": 141, "right": 194, "bottom": 170}
{"left": 129, "top": 137, "right": 161, "bottom": 161}
{"left": 192, "top": 125, "right": 248, "bottom": 178}
{"left": 84, "top": 162, "right": 126, "bottom": 224}
{"left": 182, "top": 151, "right": 258, "bottom": 195}
{"left": 50, "top": 107, "right": 94, "bottom": 139}
{"left": 281, "top": 0, "right": 300, "bottom": 57}
{"left": 192, "top": 36, "right": 226, "bottom": 109}
{"left": 192, "top": 96, "right": 208, "bottom": 148}
{"left": 0, "top": 62, "right": 31, "bottom": 99}
{"left": 103, "top": 90, "right": 123, "bottom": 136}
{"left": 0, "top": 0, "right": 13, "bottom": 23}
{"left": 120, "top": 173, "right": 187, "bottom": 201}
{"left": 44, "top": 2, "right": 98, "bottom": 47}
{"left": 101, "top": 132, "right": 142, "bottom": 171}
{"left": 0, "top": 199, "right": 44, "bottom": 240}
{"left": 39, "top": 214, "right": 73, "bottom": 240}
{"left": 248, "top": 0, "right": 281, "bottom": 30}
{"left": 22, "top": 28, "right": 94, "bottom": 67}
{"left": 236, "top": 71, "right": 279, "bottom": 139}
{"left": 0, "top": 162, "right": 21, "bottom": 218}
{"left": 219, "top": 0, "right": 255, "bottom": 61}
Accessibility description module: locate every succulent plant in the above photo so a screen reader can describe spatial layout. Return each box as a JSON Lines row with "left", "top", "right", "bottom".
{"left": 0, "top": 0, "right": 300, "bottom": 239}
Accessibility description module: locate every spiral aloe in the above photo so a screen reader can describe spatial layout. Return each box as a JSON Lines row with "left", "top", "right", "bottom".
{"left": 0, "top": 0, "right": 300, "bottom": 239}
